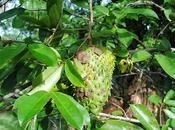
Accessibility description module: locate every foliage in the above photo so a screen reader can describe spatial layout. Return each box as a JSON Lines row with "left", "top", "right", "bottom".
{"left": 0, "top": 0, "right": 175, "bottom": 130}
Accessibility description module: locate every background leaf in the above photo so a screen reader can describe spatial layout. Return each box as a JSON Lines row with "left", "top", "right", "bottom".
{"left": 0, "top": 112, "right": 22, "bottom": 130}
{"left": 0, "top": 44, "right": 26, "bottom": 69}
{"left": 132, "top": 50, "right": 152, "bottom": 62}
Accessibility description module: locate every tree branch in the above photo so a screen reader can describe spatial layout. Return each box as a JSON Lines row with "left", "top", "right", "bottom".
{"left": 127, "top": 1, "right": 164, "bottom": 10}
{"left": 99, "top": 113, "right": 140, "bottom": 123}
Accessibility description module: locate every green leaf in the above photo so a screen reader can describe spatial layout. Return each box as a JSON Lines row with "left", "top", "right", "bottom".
{"left": 164, "top": 100, "right": 175, "bottom": 107}
{"left": 51, "top": 92, "right": 90, "bottom": 130}
{"left": 125, "top": 8, "right": 159, "bottom": 19}
{"left": 155, "top": 54, "right": 175, "bottom": 79}
{"left": 130, "top": 104, "right": 160, "bottom": 130}
{"left": 148, "top": 94, "right": 162, "bottom": 105}
{"left": 0, "top": 8, "right": 25, "bottom": 21}
{"left": 20, "top": 0, "right": 46, "bottom": 10}
{"left": 164, "top": 109, "right": 175, "bottom": 119}
{"left": 12, "top": 16, "right": 25, "bottom": 29}
{"left": 116, "top": 47, "right": 129, "bottom": 58}
{"left": 132, "top": 50, "right": 152, "bottom": 62}
{"left": 65, "top": 60, "right": 84, "bottom": 87}
{"left": 164, "top": 9, "right": 172, "bottom": 21}
{"left": 19, "top": 15, "right": 41, "bottom": 26}
{"left": 0, "top": 112, "right": 22, "bottom": 130}
{"left": 47, "top": 0, "right": 63, "bottom": 27}
{"left": 164, "top": 90, "right": 175, "bottom": 102}
{"left": 29, "top": 64, "right": 63, "bottom": 95}
{"left": 95, "top": 5, "right": 109, "bottom": 16}
{"left": 115, "top": 27, "right": 137, "bottom": 47}
{"left": 98, "top": 120, "right": 143, "bottom": 130}
{"left": 28, "top": 44, "right": 59, "bottom": 66}
{"left": 14, "top": 91, "right": 50, "bottom": 126}
{"left": 0, "top": 44, "right": 26, "bottom": 69}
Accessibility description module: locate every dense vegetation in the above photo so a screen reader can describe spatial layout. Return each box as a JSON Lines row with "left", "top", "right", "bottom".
{"left": 0, "top": 0, "right": 175, "bottom": 129}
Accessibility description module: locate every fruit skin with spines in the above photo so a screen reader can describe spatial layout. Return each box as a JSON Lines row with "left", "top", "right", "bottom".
{"left": 74, "top": 46, "right": 115, "bottom": 114}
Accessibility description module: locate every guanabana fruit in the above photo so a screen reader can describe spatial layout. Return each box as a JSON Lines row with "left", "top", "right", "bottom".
{"left": 74, "top": 46, "right": 115, "bottom": 114}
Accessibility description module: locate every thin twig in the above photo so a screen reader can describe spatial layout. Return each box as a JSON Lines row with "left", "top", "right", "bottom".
{"left": 0, "top": 86, "right": 32, "bottom": 102}
{"left": 0, "top": 0, "right": 9, "bottom": 7}
{"left": 157, "top": 23, "right": 170, "bottom": 38}
{"left": 129, "top": 48, "right": 175, "bottom": 53}
{"left": 88, "top": 0, "right": 93, "bottom": 45}
{"left": 47, "top": 22, "right": 60, "bottom": 45}
{"left": 99, "top": 113, "right": 140, "bottom": 123}
{"left": 64, "top": 10, "right": 89, "bottom": 21}
{"left": 111, "top": 102, "right": 128, "bottom": 118}
{"left": 127, "top": 1, "right": 164, "bottom": 10}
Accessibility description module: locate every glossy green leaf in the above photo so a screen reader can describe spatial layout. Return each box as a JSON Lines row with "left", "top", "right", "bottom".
{"left": 14, "top": 91, "right": 50, "bottom": 126}
{"left": 155, "top": 54, "right": 175, "bottom": 79}
{"left": 98, "top": 120, "right": 143, "bottom": 130}
{"left": 65, "top": 60, "right": 84, "bottom": 87}
{"left": 0, "top": 112, "right": 22, "bottom": 130}
{"left": 130, "top": 104, "right": 160, "bottom": 130}
{"left": 0, "top": 44, "right": 26, "bottom": 69}
{"left": 164, "top": 100, "right": 175, "bottom": 107}
{"left": 164, "top": 109, "right": 175, "bottom": 119}
{"left": 51, "top": 92, "right": 90, "bottom": 130}
{"left": 28, "top": 44, "right": 59, "bottom": 66}
{"left": 29, "top": 64, "right": 63, "bottom": 95}
{"left": 148, "top": 94, "right": 162, "bottom": 105}
{"left": 164, "top": 90, "right": 175, "bottom": 102}
{"left": 132, "top": 50, "right": 152, "bottom": 62}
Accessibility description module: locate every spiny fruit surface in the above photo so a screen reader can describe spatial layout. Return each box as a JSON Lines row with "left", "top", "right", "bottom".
{"left": 74, "top": 46, "right": 115, "bottom": 114}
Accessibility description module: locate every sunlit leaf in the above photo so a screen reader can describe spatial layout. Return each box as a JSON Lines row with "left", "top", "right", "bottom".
{"left": 51, "top": 92, "right": 90, "bottom": 130}
{"left": 155, "top": 54, "right": 175, "bottom": 79}
{"left": 148, "top": 94, "right": 162, "bottom": 105}
{"left": 29, "top": 64, "right": 63, "bottom": 95}
{"left": 65, "top": 60, "right": 84, "bottom": 87}
{"left": 164, "top": 90, "right": 175, "bottom": 102}
{"left": 164, "top": 109, "right": 175, "bottom": 119}
{"left": 14, "top": 91, "right": 50, "bottom": 126}
{"left": 132, "top": 50, "right": 152, "bottom": 62}
{"left": 98, "top": 120, "right": 143, "bottom": 130}
{"left": 28, "top": 44, "right": 59, "bottom": 66}
{"left": 124, "top": 8, "right": 159, "bottom": 19}
{"left": 130, "top": 104, "right": 160, "bottom": 130}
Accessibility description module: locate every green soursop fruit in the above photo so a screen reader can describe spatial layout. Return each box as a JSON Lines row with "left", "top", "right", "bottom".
{"left": 74, "top": 46, "right": 115, "bottom": 114}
